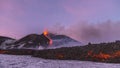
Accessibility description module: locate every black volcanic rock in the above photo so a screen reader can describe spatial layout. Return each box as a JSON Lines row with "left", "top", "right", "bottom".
{"left": 13, "top": 34, "right": 51, "bottom": 48}
{"left": 32, "top": 41, "right": 120, "bottom": 63}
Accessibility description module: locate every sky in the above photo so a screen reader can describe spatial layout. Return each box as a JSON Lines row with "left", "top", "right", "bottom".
{"left": 0, "top": 0, "right": 120, "bottom": 43}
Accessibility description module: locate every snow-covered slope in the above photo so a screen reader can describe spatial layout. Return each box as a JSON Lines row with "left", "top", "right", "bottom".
{"left": 0, "top": 39, "right": 15, "bottom": 49}
{"left": 0, "top": 36, "right": 15, "bottom": 49}
{"left": 47, "top": 33, "right": 82, "bottom": 49}
{"left": 47, "top": 40, "right": 81, "bottom": 49}
{"left": 0, "top": 54, "right": 120, "bottom": 68}
{"left": 0, "top": 36, "right": 14, "bottom": 44}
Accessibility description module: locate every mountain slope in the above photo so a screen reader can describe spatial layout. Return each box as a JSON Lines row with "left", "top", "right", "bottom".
{"left": 0, "top": 36, "right": 15, "bottom": 49}
{"left": 33, "top": 40, "right": 120, "bottom": 63}
{"left": 48, "top": 33, "right": 81, "bottom": 48}
{"left": 12, "top": 34, "right": 51, "bottom": 49}
{"left": 0, "top": 36, "right": 15, "bottom": 45}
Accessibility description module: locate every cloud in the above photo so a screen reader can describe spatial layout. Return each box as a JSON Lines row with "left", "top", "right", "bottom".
{"left": 44, "top": 19, "right": 120, "bottom": 44}
{"left": 59, "top": 20, "right": 120, "bottom": 43}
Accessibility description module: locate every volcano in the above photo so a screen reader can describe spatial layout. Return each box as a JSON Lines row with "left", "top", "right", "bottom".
{"left": 0, "top": 31, "right": 51, "bottom": 49}
{"left": 12, "top": 34, "right": 51, "bottom": 49}
{"left": 0, "top": 31, "right": 80, "bottom": 49}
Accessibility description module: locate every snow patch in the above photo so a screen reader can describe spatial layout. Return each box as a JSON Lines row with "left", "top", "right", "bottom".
{"left": 0, "top": 40, "right": 15, "bottom": 49}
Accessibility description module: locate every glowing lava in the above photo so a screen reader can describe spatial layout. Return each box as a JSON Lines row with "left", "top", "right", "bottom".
{"left": 87, "top": 50, "right": 120, "bottom": 61}
{"left": 49, "top": 39, "right": 53, "bottom": 45}
{"left": 43, "top": 30, "right": 53, "bottom": 45}
{"left": 43, "top": 30, "right": 48, "bottom": 36}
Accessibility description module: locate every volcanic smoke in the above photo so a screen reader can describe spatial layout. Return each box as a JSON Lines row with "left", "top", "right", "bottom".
{"left": 49, "top": 20, "right": 120, "bottom": 43}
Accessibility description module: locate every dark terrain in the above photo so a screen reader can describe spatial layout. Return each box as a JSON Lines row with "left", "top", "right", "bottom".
{"left": 1, "top": 40, "right": 120, "bottom": 63}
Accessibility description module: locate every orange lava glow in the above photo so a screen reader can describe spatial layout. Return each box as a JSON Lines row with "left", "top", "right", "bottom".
{"left": 87, "top": 50, "right": 120, "bottom": 60}
{"left": 56, "top": 53, "right": 64, "bottom": 59}
{"left": 43, "top": 30, "right": 48, "bottom": 36}
{"left": 0, "top": 51, "right": 8, "bottom": 54}
{"left": 93, "top": 52, "right": 110, "bottom": 60}
{"left": 43, "top": 29, "right": 53, "bottom": 45}
{"left": 112, "top": 51, "right": 120, "bottom": 58}
{"left": 49, "top": 39, "right": 53, "bottom": 45}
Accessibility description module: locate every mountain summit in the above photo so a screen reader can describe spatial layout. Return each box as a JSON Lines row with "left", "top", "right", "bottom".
{"left": 13, "top": 33, "right": 51, "bottom": 49}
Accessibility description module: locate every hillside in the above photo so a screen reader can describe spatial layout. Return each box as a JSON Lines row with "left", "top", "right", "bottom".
{"left": 1, "top": 40, "right": 120, "bottom": 63}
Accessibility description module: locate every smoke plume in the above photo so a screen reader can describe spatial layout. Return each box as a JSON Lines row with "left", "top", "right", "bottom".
{"left": 49, "top": 20, "right": 120, "bottom": 43}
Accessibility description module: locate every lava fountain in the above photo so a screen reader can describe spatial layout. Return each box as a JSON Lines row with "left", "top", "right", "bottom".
{"left": 43, "top": 30, "right": 53, "bottom": 45}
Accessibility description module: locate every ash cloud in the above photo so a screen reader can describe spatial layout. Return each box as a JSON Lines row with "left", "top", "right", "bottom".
{"left": 49, "top": 20, "right": 120, "bottom": 43}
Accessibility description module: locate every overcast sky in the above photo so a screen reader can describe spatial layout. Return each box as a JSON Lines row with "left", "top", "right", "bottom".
{"left": 0, "top": 0, "right": 120, "bottom": 43}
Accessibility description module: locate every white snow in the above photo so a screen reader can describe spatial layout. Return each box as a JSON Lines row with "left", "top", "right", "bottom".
{"left": 0, "top": 54, "right": 120, "bottom": 68}
{"left": 0, "top": 40, "right": 15, "bottom": 49}
{"left": 46, "top": 40, "right": 83, "bottom": 49}
{"left": 17, "top": 44, "right": 24, "bottom": 49}
{"left": 41, "top": 38, "right": 83, "bottom": 49}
